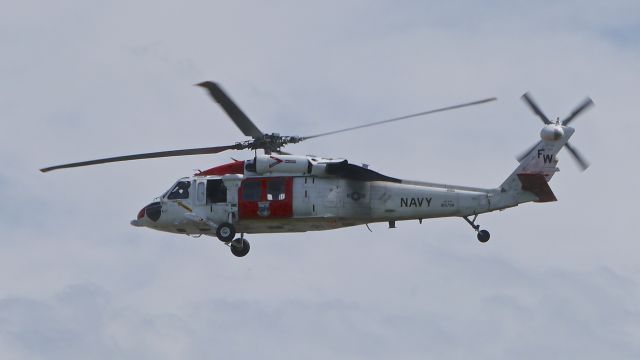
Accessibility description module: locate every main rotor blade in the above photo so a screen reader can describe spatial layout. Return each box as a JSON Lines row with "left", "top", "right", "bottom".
{"left": 301, "top": 97, "right": 497, "bottom": 140}
{"left": 197, "top": 81, "right": 264, "bottom": 138}
{"left": 521, "top": 92, "right": 552, "bottom": 125}
{"left": 562, "top": 97, "right": 594, "bottom": 126}
{"left": 40, "top": 145, "right": 240, "bottom": 172}
{"left": 564, "top": 141, "right": 590, "bottom": 171}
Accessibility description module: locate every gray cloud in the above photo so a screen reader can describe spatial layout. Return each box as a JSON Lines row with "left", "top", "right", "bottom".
{"left": 1, "top": 255, "right": 639, "bottom": 359}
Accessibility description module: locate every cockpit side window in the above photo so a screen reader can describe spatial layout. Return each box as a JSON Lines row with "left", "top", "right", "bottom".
{"left": 167, "top": 181, "right": 191, "bottom": 200}
{"left": 206, "top": 179, "right": 227, "bottom": 203}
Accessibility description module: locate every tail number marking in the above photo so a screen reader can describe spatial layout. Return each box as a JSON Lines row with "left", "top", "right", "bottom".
{"left": 537, "top": 149, "right": 554, "bottom": 164}
{"left": 400, "top": 197, "right": 432, "bottom": 208}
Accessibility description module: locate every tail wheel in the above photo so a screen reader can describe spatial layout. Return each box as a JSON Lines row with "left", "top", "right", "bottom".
{"left": 230, "top": 238, "right": 250, "bottom": 257}
{"left": 216, "top": 222, "right": 236, "bottom": 242}
{"left": 477, "top": 230, "right": 490, "bottom": 243}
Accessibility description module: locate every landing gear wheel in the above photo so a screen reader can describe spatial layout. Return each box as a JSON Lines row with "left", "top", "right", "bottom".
{"left": 216, "top": 222, "right": 236, "bottom": 242}
{"left": 477, "top": 229, "right": 490, "bottom": 243}
{"left": 463, "top": 215, "right": 490, "bottom": 243}
{"left": 230, "top": 238, "right": 250, "bottom": 257}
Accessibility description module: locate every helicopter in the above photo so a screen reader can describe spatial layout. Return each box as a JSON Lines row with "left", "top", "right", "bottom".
{"left": 41, "top": 82, "right": 593, "bottom": 257}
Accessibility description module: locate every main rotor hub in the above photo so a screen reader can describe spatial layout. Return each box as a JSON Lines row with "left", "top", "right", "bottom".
{"left": 238, "top": 133, "right": 303, "bottom": 153}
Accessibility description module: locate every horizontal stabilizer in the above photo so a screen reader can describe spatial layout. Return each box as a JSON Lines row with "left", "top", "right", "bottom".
{"left": 517, "top": 173, "right": 557, "bottom": 202}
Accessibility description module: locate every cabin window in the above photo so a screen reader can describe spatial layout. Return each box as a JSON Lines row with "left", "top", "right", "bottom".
{"left": 267, "top": 179, "right": 286, "bottom": 201}
{"left": 196, "top": 182, "right": 206, "bottom": 204}
{"left": 242, "top": 181, "right": 262, "bottom": 202}
{"left": 206, "top": 179, "right": 227, "bottom": 203}
{"left": 167, "top": 181, "right": 190, "bottom": 200}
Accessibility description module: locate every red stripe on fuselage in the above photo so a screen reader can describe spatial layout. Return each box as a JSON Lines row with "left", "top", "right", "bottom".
{"left": 195, "top": 160, "right": 244, "bottom": 176}
{"left": 238, "top": 177, "right": 293, "bottom": 219}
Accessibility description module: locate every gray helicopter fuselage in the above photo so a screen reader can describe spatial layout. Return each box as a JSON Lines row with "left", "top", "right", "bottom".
{"left": 132, "top": 154, "right": 506, "bottom": 236}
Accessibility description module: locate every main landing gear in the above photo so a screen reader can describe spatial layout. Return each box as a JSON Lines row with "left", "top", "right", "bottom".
{"left": 216, "top": 222, "right": 236, "bottom": 242}
{"left": 463, "top": 215, "right": 491, "bottom": 243}
{"left": 215, "top": 223, "right": 250, "bottom": 257}
{"left": 230, "top": 237, "right": 250, "bottom": 257}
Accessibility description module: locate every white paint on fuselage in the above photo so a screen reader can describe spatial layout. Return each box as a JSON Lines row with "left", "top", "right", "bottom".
{"left": 136, "top": 174, "right": 497, "bottom": 236}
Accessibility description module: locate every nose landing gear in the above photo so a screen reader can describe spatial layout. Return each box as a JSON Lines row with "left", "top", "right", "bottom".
{"left": 463, "top": 215, "right": 491, "bottom": 243}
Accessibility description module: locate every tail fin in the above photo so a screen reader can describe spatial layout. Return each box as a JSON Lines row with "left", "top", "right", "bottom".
{"left": 498, "top": 126, "right": 575, "bottom": 205}
{"left": 492, "top": 93, "right": 592, "bottom": 209}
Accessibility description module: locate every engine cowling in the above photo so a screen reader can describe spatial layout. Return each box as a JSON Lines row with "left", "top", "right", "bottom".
{"left": 254, "top": 154, "right": 312, "bottom": 174}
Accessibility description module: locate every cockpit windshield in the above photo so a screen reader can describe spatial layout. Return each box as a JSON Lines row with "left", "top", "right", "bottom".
{"left": 165, "top": 179, "right": 191, "bottom": 200}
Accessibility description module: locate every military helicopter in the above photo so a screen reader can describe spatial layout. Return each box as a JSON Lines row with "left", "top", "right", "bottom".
{"left": 41, "top": 82, "right": 593, "bottom": 257}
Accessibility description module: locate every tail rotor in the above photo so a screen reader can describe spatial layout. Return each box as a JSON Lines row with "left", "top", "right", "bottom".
{"left": 520, "top": 92, "right": 594, "bottom": 171}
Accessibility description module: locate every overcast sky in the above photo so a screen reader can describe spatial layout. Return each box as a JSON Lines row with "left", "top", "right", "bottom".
{"left": 1, "top": 1, "right": 639, "bottom": 359}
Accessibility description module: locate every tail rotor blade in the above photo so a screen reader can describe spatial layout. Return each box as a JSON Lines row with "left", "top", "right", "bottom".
{"left": 522, "top": 92, "right": 552, "bottom": 125}
{"left": 565, "top": 142, "right": 590, "bottom": 171}
{"left": 562, "top": 97, "right": 594, "bottom": 126}
{"left": 197, "top": 81, "right": 264, "bottom": 138}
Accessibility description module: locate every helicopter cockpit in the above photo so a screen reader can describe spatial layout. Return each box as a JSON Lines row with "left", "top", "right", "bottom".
{"left": 160, "top": 177, "right": 228, "bottom": 203}
{"left": 165, "top": 178, "right": 191, "bottom": 200}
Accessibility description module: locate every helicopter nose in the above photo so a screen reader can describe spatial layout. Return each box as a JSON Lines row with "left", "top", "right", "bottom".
{"left": 143, "top": 202, "right": 162, "bottom": 222}
{"left": 132, "top": 202, "right": 163, "bottom": 227}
